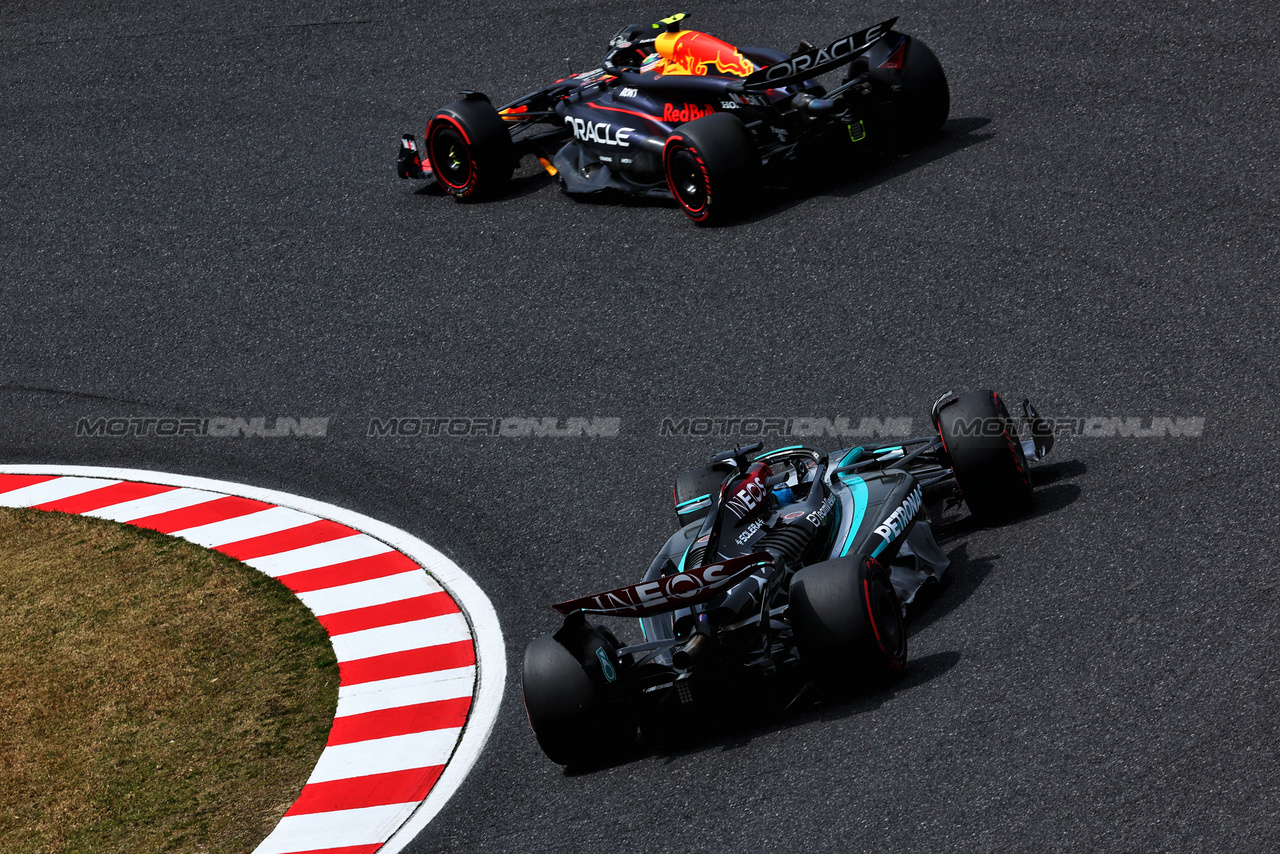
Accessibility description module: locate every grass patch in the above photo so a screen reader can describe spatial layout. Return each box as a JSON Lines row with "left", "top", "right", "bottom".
{"left": 0, "top": 507, "right": 339, "bottom": 854}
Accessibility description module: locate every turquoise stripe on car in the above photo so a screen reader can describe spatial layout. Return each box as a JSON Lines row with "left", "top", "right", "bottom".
{"left": 837, "top": 475, "right": 868, "bottom": 557}
{"left": 676, "top": 540, "right": 692, "bottom": 574}
{"left": 837, "top": 447, "right": 864, "bottom": 468}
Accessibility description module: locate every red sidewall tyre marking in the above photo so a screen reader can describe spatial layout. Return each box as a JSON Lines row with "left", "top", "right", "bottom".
{"left": 664, "top": 136, "right": 712, "bottom": 221}
{"left": 426, "top": 115, "right": 476, "bottom": 194}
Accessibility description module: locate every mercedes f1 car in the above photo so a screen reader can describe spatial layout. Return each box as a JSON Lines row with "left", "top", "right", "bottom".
{"left": 396, "top": 13, "right": 949, "bottom": 223}
{"left": 522, "top": 391, "right": 1055, "bottom": 766}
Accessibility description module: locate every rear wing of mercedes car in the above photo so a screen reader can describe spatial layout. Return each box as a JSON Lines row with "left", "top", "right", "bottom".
{"left": 552, "top": 552, "right": 773, "bottom": 617}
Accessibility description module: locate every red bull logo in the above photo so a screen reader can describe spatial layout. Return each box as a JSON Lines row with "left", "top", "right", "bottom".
{"left": 663, "top": 102, "right": 716, "bottom": 123}
{"left": 653, "top": 30, "right": 756, "bottom": 77}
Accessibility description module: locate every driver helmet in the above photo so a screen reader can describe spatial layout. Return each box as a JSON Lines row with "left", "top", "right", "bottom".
{"left": 609, "top": 24, "right": 655, "bottom": 70}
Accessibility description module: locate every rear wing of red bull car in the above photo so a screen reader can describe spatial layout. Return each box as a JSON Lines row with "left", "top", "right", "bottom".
{"left": 739, "top": 17, "right": 898, "bottom": 90}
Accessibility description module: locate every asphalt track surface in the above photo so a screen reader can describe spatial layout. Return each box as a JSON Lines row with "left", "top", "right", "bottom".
{"left": 2, "top": 1, "right": 1277, "bottom": 852}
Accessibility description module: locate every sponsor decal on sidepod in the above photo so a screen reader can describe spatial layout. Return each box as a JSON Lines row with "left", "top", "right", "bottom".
{"left": 734, "top": 518, "right": 766, "bottom": 546}
{"left": 873, "top": 486, "right": 923, "bottom": 548}
{"left": 663, "top": 103, "right": 716, "bottom": 123}
{"left": 566, "top": 116, "right": 634, "bottom": 146}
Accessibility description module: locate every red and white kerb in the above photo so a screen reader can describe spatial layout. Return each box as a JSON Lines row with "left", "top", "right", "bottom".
{"left": 0, "top": 467, "right": 505, "bottom": 854}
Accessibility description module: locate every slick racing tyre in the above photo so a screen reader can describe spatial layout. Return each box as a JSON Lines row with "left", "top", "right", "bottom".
{"left": 789, "top": 556, "right": 906, "bottom": 693}
{"left": 663, "top": 113, "right": 759, "bottom": 225}
{"left": 673, "top": 461, "right": 733, "bottom": 527}
{"left": 934, "top": 390, "right": 1034, "bottom": 523}
{"left": 861, "top": 34, "right": 950, "bottom": 151}
{"left": 424, "top": 96, "right": 516, "bottom": 200}
{"left": 522, "top": 621, "right": 635, "bottom": 766}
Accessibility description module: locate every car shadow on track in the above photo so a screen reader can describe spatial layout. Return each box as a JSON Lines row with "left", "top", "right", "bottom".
{"left": 733, "top": 115, "right": 995, "bottom": 226}
{"left": 1028, "top": 481, "right": 1083, "bottom": 520}
{"left": 563, "top": 645, "right": 963, "bottom": 774}
{"left": 595, "top": 648, "right": 963, "bottom": 770}
{"left": 820, "top": 115, "right": 994, "bottom": 198}
{"left": 505, "top": 170, "right": 560, "bottom": 200}
{"left": 1032, "top": 458, "right": 1087, "bottom": 487}
{"left": 908, "top": 458, "right": 1084, "bottom": 636}
{"left": 411, "top": 117, "right": 991, "bottom": 216}
{"left": 929, "top": 455, "right": 1086, "bottom": 541}
{"left": 412, "top": 168, "right": 559, "bottom": 201}
{"left": 904, "top": 542, "right": 995, "bottom": 639}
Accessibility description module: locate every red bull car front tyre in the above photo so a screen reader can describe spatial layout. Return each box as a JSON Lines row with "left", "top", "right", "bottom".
{"left": 424, "top": 97, "right": 516, "bottom": 200}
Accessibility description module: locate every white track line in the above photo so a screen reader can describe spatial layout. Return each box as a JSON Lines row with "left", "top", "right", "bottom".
{"left": 298, "top": 570, "right": 439, "bottom": 616}
{"left": 0, "top": 465, "right": 506, "bottom": 854}
{"left": 248, "top": 534, "right": 396, "bottom": 577}
{"left": 307, "top": 729, "right": 465, "bottom": 783}
{"left": 330, "top": 613, "right": 472, "bottom": 661}
{"left": 256, "top": 804, "right": 417, "bottom": 854}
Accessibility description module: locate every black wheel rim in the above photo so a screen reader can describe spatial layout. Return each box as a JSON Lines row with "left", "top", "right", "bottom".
{"left": 429, "top": 126, "right": 472, "bottom": 189}
{"left": 870, "top": 577, "right": 905, "bottom": 659}
{"left": 995, "top": 393, "right": 1031, "bottom": 479}
{"left": 669, "top": 148, "right": 707, "bottom": 213}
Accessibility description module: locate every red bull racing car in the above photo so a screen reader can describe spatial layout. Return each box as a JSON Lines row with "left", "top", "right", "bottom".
{"left": 396, "top": 13, "right": 949, "bottom": 223}
{"left": 522, "top": 391, "right": 1056, "bottom": 765}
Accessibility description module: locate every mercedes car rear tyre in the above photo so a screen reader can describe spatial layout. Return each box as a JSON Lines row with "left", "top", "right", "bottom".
{"left": 789, "top": 556, "right": 907, "bottom": 693}
{"left": 522, "top": 626, "right": 635, "bottom": 766}
{"left": 673, "top": 461, "right": 733, "bottom": 527}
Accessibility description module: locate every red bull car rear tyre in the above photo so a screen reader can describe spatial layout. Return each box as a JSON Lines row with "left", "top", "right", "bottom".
{"left": 861, "top": 35, "right": 950, "bottom": 151}
{"left": 663, "top": 113, "right": 760, "bottom": 225}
